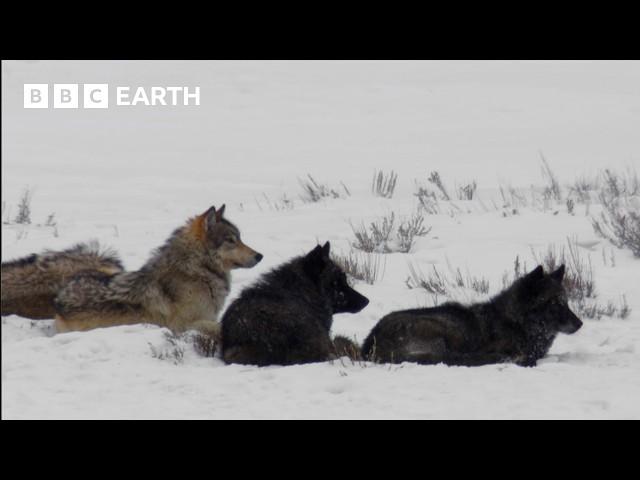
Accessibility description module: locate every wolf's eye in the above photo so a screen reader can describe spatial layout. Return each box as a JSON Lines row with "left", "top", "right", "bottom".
{"left": 225, "top": 237, "right": 237, "bottom": 244}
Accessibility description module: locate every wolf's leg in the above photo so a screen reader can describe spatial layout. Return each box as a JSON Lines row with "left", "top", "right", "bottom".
{"left": 1, "top": 294, "right": 58, "bottom": 319}
{"left": 223, "top": 345, "right": 272, "bottom": 366}
{"left": 283, "top": 335, "right": 334, "bottom": 365}
{"left": 54, "top": 314, "right": 72, "bottom": 332}
{"left": 515, "top": 356, "right": 539, "bottom": 367}
{"left": 188, "top": 320, "right": 221, "bottom": 357}
{"left": 53, "top": 304, "right": 145, "bottom": 333}
{"left": 190, "top": 319, "right": 221, "bottom": 338}
{"left": 380, "top": 337, "right": 448, "bottom": 364}
{"left": 438, "top": 351, "right": 511, "bottom": 367}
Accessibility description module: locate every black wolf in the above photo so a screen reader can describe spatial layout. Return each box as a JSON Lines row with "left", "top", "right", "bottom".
{"left": 362, "top": 265, "right": 582, "bottom": 367}
{"left": 221, "top": 242, "right": 369, "bottom": 366}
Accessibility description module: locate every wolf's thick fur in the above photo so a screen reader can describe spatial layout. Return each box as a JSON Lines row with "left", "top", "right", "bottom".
{"left": 362, "top": 265, "right": 582, "bottom": 367}
{"left": 221, "top": 242, "right": 369, "bottom": 366}
{"left": 1, "top": 242, "right": 123, "bottom": 319}
{"left": 331, "top": 335, "right": 362, "bottom": 361}
{"left": 51, "top": 205, "right": 262, "bottom": 335}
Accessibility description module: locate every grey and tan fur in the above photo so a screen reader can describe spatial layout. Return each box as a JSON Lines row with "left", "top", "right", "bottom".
{"left": 1, "top": 242, "right": 124, "bottom": 319}
{"left": 54, "top": 205, "right": 262, "bottom": 336}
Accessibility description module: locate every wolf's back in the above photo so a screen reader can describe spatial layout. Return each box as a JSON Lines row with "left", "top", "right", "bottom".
{"left": 1, "top": 242, "right": 123, "bottom": 319}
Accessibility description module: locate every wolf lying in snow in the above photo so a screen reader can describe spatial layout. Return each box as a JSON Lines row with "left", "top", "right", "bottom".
{"left": 221, "top": 242, "right": 369, "bottom": 366}
{"left": 2, "top": 205, "right": 262, "bottom": 337}
{"left": 1, "top": 242, "right": 124, "bottom": 319}
{"left": 54, "top": 204, "right": 262, "bottom": 335}
{"left": 362, "top": 265, "right": 582, "bottom": 367}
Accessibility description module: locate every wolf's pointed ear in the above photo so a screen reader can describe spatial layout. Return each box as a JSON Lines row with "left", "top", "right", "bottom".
{"left": 304, "top": 243, "right": 329, "bottom": 278}
{"left": 321, "top": 241, "right": 331, "bottom": 258}
{"left": 202, "top": 205, "right": 218, "bottom": 230}
{"left": 526, "top": 265, "right": 545, "bottom": 282}
{"left": 215, "top": 204, "right": 226, "bottom": 222}
{"left": 518, "top": 265, "right": 546, "bottom": 300}
{"left": 550, "top": 264, "right": 566, "bottom": 282}
{"left": 306, "top": 244, "right": 324, "bottom": 261}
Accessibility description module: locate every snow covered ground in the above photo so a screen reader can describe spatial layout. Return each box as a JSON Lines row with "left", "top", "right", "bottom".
{"left": 2, "top": 60, "right": 640, "bottom": 419}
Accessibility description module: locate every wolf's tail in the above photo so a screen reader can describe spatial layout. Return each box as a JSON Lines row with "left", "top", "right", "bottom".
{"left": 332, "top": 335, "right": 362, "bottom": 361}
{"left": 1, "top": 241, "right": 123, "bottom": 319}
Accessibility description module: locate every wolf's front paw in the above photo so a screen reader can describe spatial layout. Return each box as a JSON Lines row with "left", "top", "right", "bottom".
{"left": 516, "top": 357, "right": 538, "bottom": 367}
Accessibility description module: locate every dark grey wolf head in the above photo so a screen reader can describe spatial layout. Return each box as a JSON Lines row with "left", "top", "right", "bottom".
{"left": 302, "top": 242, "right": 369, "bottom": 314}
{"left": 509, "top": 265, "right": 583, "bottom": 335}
{"left": 201, "top": 205, "right": 263, "bottom": 269}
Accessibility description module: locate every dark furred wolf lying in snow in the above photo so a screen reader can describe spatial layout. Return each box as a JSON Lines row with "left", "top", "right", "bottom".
{"left": 362, "top": 265, "right": 582, "bottom": 367}
{"left": 221, "top": 242, "right": 369, "bottom": 366}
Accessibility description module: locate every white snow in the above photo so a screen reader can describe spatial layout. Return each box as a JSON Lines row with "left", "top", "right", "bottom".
{"left": 2, "top": 60, "right": 640, "bottom": 419}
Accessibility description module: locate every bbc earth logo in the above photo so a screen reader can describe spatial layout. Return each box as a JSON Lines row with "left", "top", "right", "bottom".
{"left": 23, "top": 84, "right": 201, "bottom": 108}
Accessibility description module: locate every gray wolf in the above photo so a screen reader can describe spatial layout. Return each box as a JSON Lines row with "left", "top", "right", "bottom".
{"left": 362, "top": 265, "right": 582, "bottom": 367}
{"left": 1, "top": 242, "right": 123, "bottom": 319}
{"left": 54, "top": 204, "right": 262, "bottom": 335}
{"left": 221, "top": 241, "right": 369, "bottom": 366}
